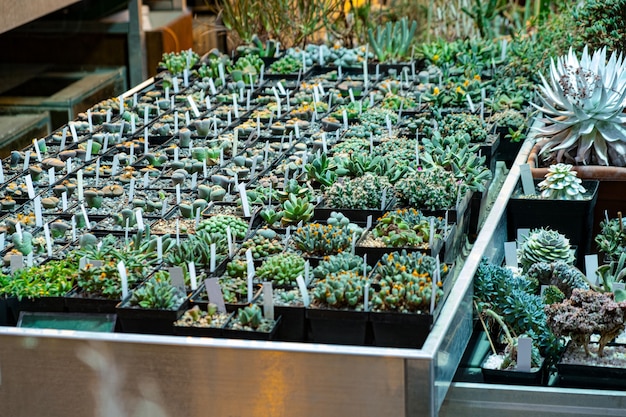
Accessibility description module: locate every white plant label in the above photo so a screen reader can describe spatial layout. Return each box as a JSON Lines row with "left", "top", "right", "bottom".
{"left": 504, "top": 241, "right": 518, "bottom": 268}
{"left": 342, "top": 109, "right": 349, "bottom": 129}
{"left": 183, "top": 69, "right": 189, "bottom": 87}
{"left": 23, "top": 151, "right": 30, "bottom": 172}
{"left": 0, "top": 233, "right": 5, "bottom": 251}
{"left": 191, "top": 172, "right": 198, "bottom": 190}
{"left": 11, "top": 254, "right": 24, "bottom": 274}
{"left": 519, "top": 164, "right": 536, "bottom": 196}
{"left": 25, "top": 174, "right": 35, "bottom": 200}
{"left": 77, "top": 170, "right": 84, "bottom": 202}
{"left": 81, "top": 203, "right": 91, "bottom": 229}
{"left": 118, "top": 261, "right": 129, "bottom": 299}
{"left": 62, "top": 191, "right": 68, "bottom": 211}
{"left": 128, "top": 178, "right": 136, "bottom": 203}
{"left": 144, "top": 128, "right": 149, "bottom": 154}
{"left": 429, "top": 218, "right": 435, "bottom": 249}
{"left": 71, "top": 215, "right": 76, "bottom": 241}
{"left": 246, "top": 248, "right": 255, "bottom": 303}
{"left": 187, "top": 95, "right": 200, "bottom": 117}
{"left": 238, "top": 183, "right": 251, "bottom": 217}
{"left": 176, "top": 184, "right": 181, "bottom": 205}
{"left": 263, "top": 282, "right": 275, "bottom": 320}
{"left": 296, "top": 275, "right": 310, "bottom": 307}
{"left": 585, "top": 254, "right": 599, "bottom": 285}
{"left": 156, "top": 235, "right": 163, "bottom": 261}
{"left": 43, "top": 222, "right": 53, "bottom": 257}
{"left": 161, "top": 198, "right": 168, "bottom": 218}
{"left": 60, "top": 127, "right": 68, "bottom": 150}
{"left": 70, "top": 123, "right": 79, "bottom": 143}
{"left": 210, "top": 243, "right": 217, "bottom": 272}
{"left": 517, "top": 336, "right": 532, "bottom": 372}
{"left": 135, "top": 208, "right": 144, "bottom": 231}
{"left": 66, "top": 158, "right": 72, "bottom": 176}
{"left": 364, "top": 282, "right": 370, "bottom": 312}
{"left": 15, "top": 222, "right": 23, "bottom": 241}
{"left": 172, "top": 76, "right": 179, "bottom": 93}
{"left": 32, "top": 139, "right": 42, "bottom": 162}
{"left": 205, "top": 278, "right": 226, "bottom": 313}
{"left": 188, "top": 261, "right": 197, "bottom": 291}
{"left": 0, "top": 160, "right": 4, "bottom": 183}
{"left": 33, "top": 196, "right": 43, "bottom": 227}
{"left": 304, "top": 260, "right": 311, "bottom": 285}
{"left": 48, "top": 167, "right": 55, "bottom": 186}
{"left": 86, "top": 139, "right": 94, "bottom": 161}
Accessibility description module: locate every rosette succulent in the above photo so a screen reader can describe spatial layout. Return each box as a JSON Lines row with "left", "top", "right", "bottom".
{"left": 518, "top": 228, "right": 575, "bottom": 272}
{"left": 537, "top": 163, "right": 587, "bottom": 200}
{"left": 534, "top": 46, "right": 626, "bottom": 166}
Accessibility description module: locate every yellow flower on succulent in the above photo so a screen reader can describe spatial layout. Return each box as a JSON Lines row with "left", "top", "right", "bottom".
{"left": 433, "top": 87, "right": 440, "bottom": 96}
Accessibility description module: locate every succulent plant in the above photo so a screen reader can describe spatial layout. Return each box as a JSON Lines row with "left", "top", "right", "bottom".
{"left": 368, "top": 17, "right": 417, "bottom": 63}
{"left": 235, "top": 304, "right": 265, "bottom": 330}
{"left": 518, "top": 228, "right": 575, "bottom": 272}
{"left": 256, "top": 253, "right": 305, "bottom": 286}
{"left": 175, "top": 304, "right": 229, "bottom": 328}
{"left": 371, "top": 208, "right": 444, "bottom": 249}
{"left": 537, "top": 163, "right": 587, "bottom": 200}
{"left": 440, "top": 113, "right": 488, "bottom": 143}
{"left": 127, "top": 271, "right": 187, "bottom": 310}
{"left": 11, "top": 231, "right": 33, "bottom": 256}
{"left": 324, "top": 173, "right": 392, "bottom": 210}
{"left": 595, "top": 215, "right": 626, "bottom": 260}
{"left": 526, "top": 261, "right": 589, "bottom": 298}
{"left": 292, "top": 222, "right": 354, "bottom": 257}
{"left": 312, "top": 271, "right": 372, "bottom": 309}
{"left": 313, "top": 252, "right": 370, "bottom": 279}
{"left": 534, "top": 46, "right": 626, "bottom": 166}
{"left": 371, "top": 250, "right": 447, "bottom": 312}
{"left": 197, "top": 215, "right": 249, "bottom": 240}
{"left": 395, "top": 166, "right": 464, "bottom": 210}
{"left": 281, "top": 194, "right": 315, "bottom": 226}
{"left": 239, "top": 229, "right": 283, "bottom": 259}
{"left": 305, "top": 153, "right": 337, "bottom": 188}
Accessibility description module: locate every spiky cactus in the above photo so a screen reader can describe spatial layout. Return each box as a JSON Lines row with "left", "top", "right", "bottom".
{"left": 537, "top": 163, "right": 586, "bottom": 200}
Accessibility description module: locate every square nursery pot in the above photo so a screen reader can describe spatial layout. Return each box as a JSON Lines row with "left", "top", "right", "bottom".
{"left": 274, "top": 304, "right": 306, "bottom": 342}
{"left": 0, "top": 296, "right": 8, "bottom": 326}
{"left": 5, "top": 295, "right": 66, "bottom": 326}
{"left": 116, "top": 297, "right": 190, "bottom": 336}
{"left": 173, "top": 308, "right": 231, "bottom": 338}
{"left": 306, "top": 307, "right": 369, "bottom": 345}
{"left": 221, "top": 315, "right": 282, "bottom": 341}
{"left": 64, "top": 287, "right": 120, "bottom": 314}
{"left": 557, "top": 342, "right": 626, "bottom": 390}
{"left": 507, "top": 179, "right": 599, "bottom": 266}
{"left": 369, "top": 310, "right": 432, "bottom": 349}
{"left": 481, "top": 353, "right": 549, "bottom": 386}
{"left": 476, "top": 134, "right": 501, "bottom": 176}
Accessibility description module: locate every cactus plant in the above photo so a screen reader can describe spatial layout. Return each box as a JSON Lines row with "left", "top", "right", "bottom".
{"left": 368, "top": 18, "right": 418, "bottom": 63}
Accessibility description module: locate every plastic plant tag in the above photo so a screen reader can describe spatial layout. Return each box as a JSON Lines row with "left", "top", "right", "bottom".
{"left": 183, "top": 69, "right": 189, "bottom": 87}
{"left": 296, "top": 275, "right": 310, "bottom": 307}
{"left": 342, "top": 109, "right": 349, "bottom": 129}
{"left": 294, "top": 122, "right": 300, "bottom": 139}
{"left": 125, "top": 218, "right": 130, "bottom": 242}
{"left": 143, "top": 171, "right": 149, "bottom": 189}
{"left": 517, "top": 336, "right": 532, "bottom": 372}
{"left": 218, "top": 63, "right": 226, "bottom": 86}
{"left": 232, "top": 94, "right": 239, "bottom": 119}
{"left": 169, "top": 266, "right": 185, "bottom": 291}
{"left": 195, "top": 207, "right": 201, "bottom": 229}
{"left": 59, "top": 127, "right": 68, "bottom": 150}
{"left": 48, "top": 166, "right": 55, "bottom": 186}
{"left": 69, "top": 123, "right": 79, "bottom": 143}
{"left": 191, "top": 172, "right": 198, "bottom": 190}
{"left": 118, "top": 261, "right": 129, "bottom": 299}
{"left": 161, "top": 198, "right": 168, "bottom": 218}
{"left": 227, "top": 111, "right": 232, "bottom": 126}
{"left": 174, "top": 112, "right": 179, "bottom": 133}
{"left": 429, "top": 218, "right": 435, "bottom": 249}
{"left": 430, "top": 256, "right": 440, "bottom": 315}
{"left": 135, "top": 209, "right": 144, "bottom": 231}
{"left": 338, "top": 65, "right": 343, "bottom": 79}
{"left": 34, "top": 196, "right": 43, "bottom": 227}
{"left": 504, "top": 241, "right": 518, "bottom": 267}
{"left": 130, "top": 117, "right": 136, "bottom": 134}
{"left": 173, "top": 76, "right": 179, "bottom": 93}
{"left": 246, "top": 248, "right": 255, "bottom": 303}
{"left": 11, "top": 254, "right": 24, "bottom": 273}
{"left": 0, "top": 233, "right": 5, "bottom": 251}
{"left": 174, "top": 146, "right": 179, "bottom": 162}
{"left": 238, "top": 183, "right": 251, "bottom": 217}
{"left": 176, "top": 219, "right": 180, "bottom": 245}
{"left": 144, "top": 128, "right": 149, "bottom": 154}
{"left": 156, "top": 236, "right": 163, "bottom": 261}
{"left": 23, "top": 150, "right": 31, "bottom": 172}
{"left": 71, "top": 215, "right": 76, "bottom": 241}
{"left": 188, "top": 262, "right": 198, "bottom": 290}
{"left": 66, "top": 157, "right": 73, "bottom": 176}
{"left": 224, "top": 225, "right": 234, "bottom": 258}
{"left": 519, "top": 164, "right": 536, "bottom": 196}
{"left": 364, "top": 282, "right": 370, "bottom": 312}
{"left": 263, "top": 282, "right": 275, "bottom": 320}
{"left": 119, "top": 119, "right": 125, "bottom": 138}
{"left": 380, "top": 188, "right": 387, "bottom": 211}
{"left": 32, "top": 139, "right": 42, "bottom": 162}
{"left": 386, "top": 115, "right": 392, "bottom": 137}
{"left": 466, "top": 93, "right": 475, "bottom": 113}
{"left": 15, "top": 222, "right": 23, "bottom": 241}
{"left": 24, "top": 174, "right": 35, "bottom": 200}
{"left": 210, "top": 243, "right": 217, "bottom": 272}
{"left": 277, "top": 81, "right": 286, "bottom": 96}
{"left": 0, "top": 160, "right": 4, "bottom": 183}
{"left": 110, "top": 155, "right": 119, "bottom": 176}
{"left": 363, "top": 254, "right": 368, "bottom": 278}
{"left": 205, "top": 278, "right": 227, "bottom": 313}
{"left": 585, "top": 254, "right": 599, "bottom": 285}
{"left": 348, "top": 88, "right": 355, "bottom": 103}
{"left": 176, "top": 184, "right": 181, "bottom": 205}
{"left": 43, "top": 222, "right": 53, "bottom": 257}
{"left": 128, "top": 178, "right": 136, "bottom": 203}
{"left": 185, "top": 111, "right": 191, "bottom": 127}
{"left": 516, "top": 229, "right": 530, "bottom": 248}
{"left": 501, "top": 38, "right": 508, "bottom": 61}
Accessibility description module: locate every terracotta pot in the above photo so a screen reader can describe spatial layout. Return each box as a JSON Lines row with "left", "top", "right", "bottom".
{"left": 527, "top": 140, "right": 626, "bottom": 180}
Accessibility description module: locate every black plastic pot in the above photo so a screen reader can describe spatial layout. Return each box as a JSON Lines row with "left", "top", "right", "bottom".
{"left": 507, "top": 179, "right": 599, "bottom": 267}
{"left": 5, "top": 295, "right": 66, "bottom": 326}
{"left": 481, "top": 353, "right": 548, "bottom": 386}
{"left": 274, "top": 305, "right": 306, "bottom": 342}
{"left": 221, "top": 315, "right": 281, "bottom": 341}
{"left": 370, "top": 310, "right": 432, "bottom": 348}
{"left": 116, "top": 298, "right": 189, "bottom": 336}
{"left": 306, "top": 307, "right": 369, "bottom": 345}
{"left": 65, "top": 288, "right": 120, "bottom": 314}
{"left": 557, "top": 342, "right": 626, "bottom": 390}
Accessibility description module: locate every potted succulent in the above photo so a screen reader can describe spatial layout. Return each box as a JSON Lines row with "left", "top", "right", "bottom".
{"left": 173, "top": 304, "right": 230, "bottom": 338}
{"left": 369, "top": 250, "right": 448, "bottom": 348}
{"left": 116, "top": 269, "right": 190, "bottom": 335}
{"left": 507, "top": 163, "right": 599, "bottom": 266}
{"left": 517, "top": 228, "right": 576, "bottom": 273}
{"left": 222, "top": 303, "right": 281, "bottom": 341}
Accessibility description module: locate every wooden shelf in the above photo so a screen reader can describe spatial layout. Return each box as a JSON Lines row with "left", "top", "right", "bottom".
{"left": 0, "top": 0, "right": 81, "bottom": 35}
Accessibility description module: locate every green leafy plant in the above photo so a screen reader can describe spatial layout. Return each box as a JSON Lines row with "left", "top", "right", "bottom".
{"left": 371, "top": 208, "right": 444, "bottom": 249}
{"left": 281, "top": 194, "right": 315, "bottom": 226}
{"left": 324, "top": 173, "right": 391, "bottom": 210}
{"left": 256, "top": 253, "right": 305, "bottom": 285}
{"left": 595, "top": 215, "right": 626, "bottom": 261}
{"left": 292, "top": 222, "right": 354, "bottom": 257}
{"left": 127, "top": 271, "right": 187, "bottom": 310}
{"left": 312, "top": 271, "right": 371, "bottom": 309}
{"left": 313, "top": 252, "right": 370, "bottom": 279}
{"left": 0, "top": 258, "right": 77, "bottom": 300}
{"left": 395, "top": 166, "right": 464, "bottom": 210}
{"left": 367, "top": 17, "right": 417, "bottom": 63}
